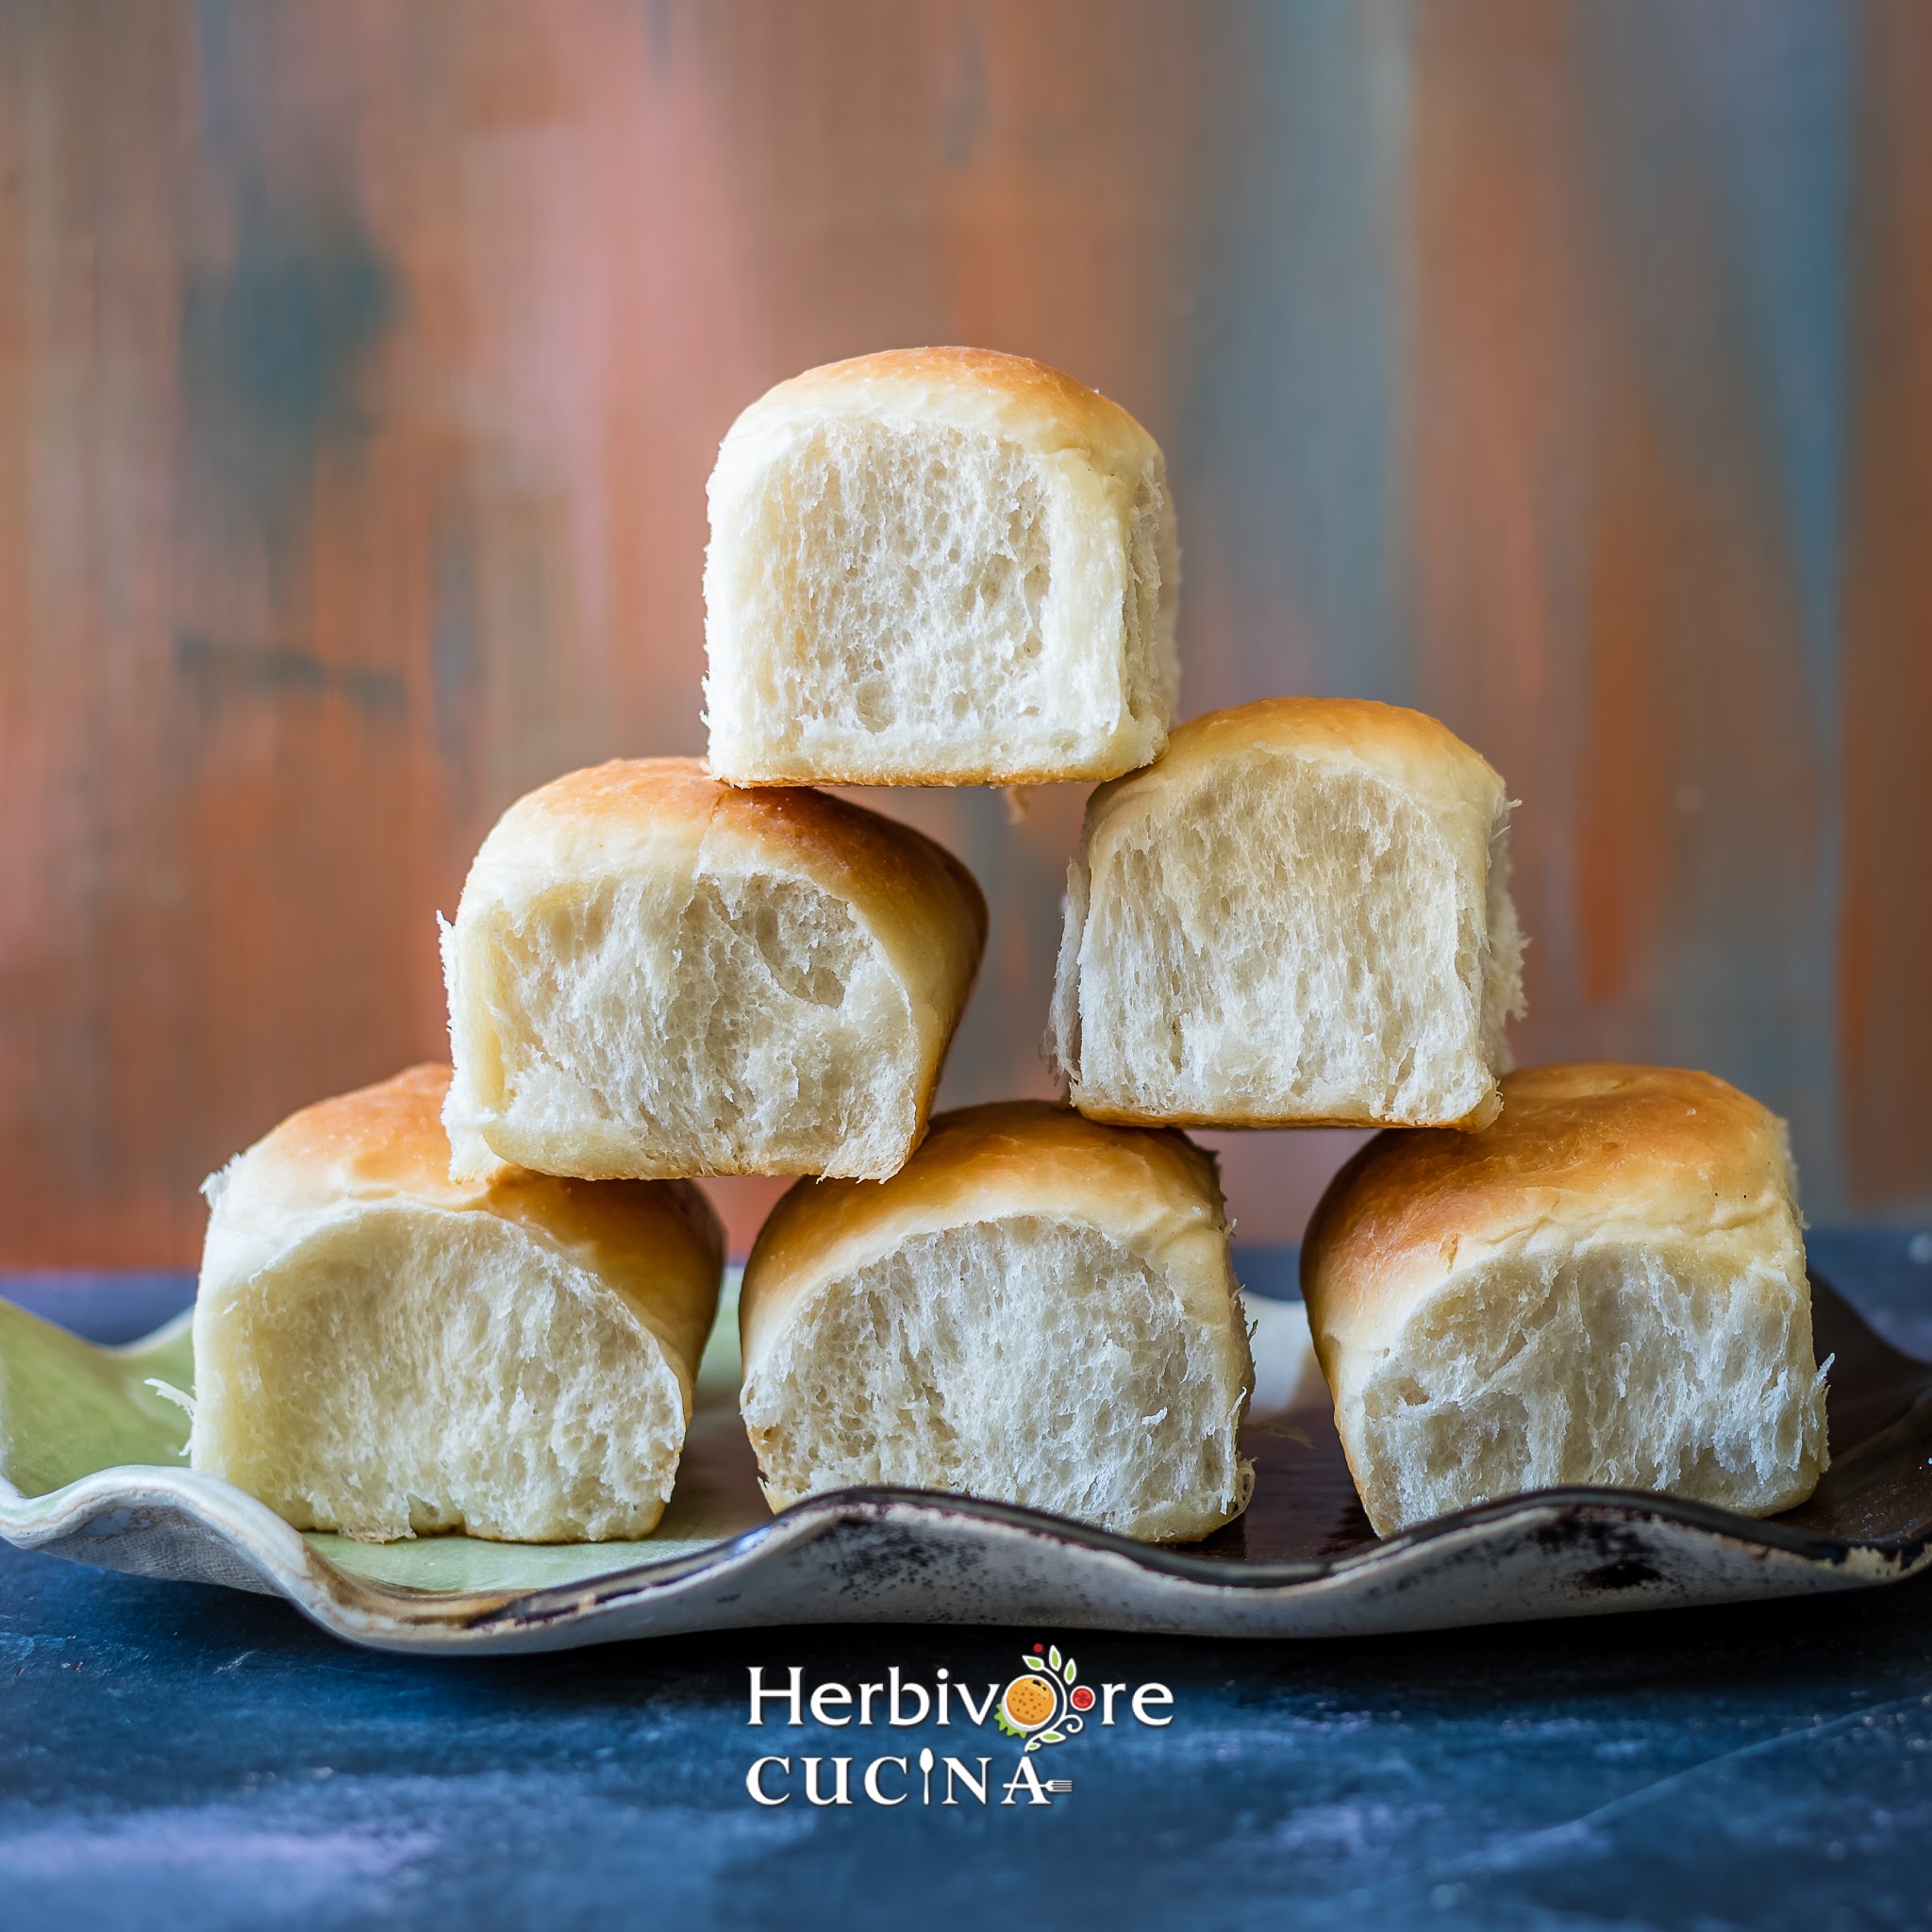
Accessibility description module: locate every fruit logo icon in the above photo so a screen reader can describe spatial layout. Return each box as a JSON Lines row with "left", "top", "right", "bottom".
{"left": 1001, "top": 1674, "right": 1057, "bottom": 1731}
{"left": 993, "top": 1643, "right": 1098, "bottom": 1753}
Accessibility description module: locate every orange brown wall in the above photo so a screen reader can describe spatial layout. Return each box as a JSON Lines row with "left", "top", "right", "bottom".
{"left": 1, "top": 0, "right": 1927, "bottom": 1264}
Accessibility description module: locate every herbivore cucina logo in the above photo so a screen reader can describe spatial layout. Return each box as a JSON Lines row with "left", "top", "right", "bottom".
{"left": 743, "top": 1641, "right": 1174, "bottom": 1807}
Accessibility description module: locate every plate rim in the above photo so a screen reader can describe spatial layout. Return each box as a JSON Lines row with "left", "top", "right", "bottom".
{"left": 4, "top": 1271, "right": 1930, "bottom": 1650}
{"left": 7, "top": 1443, "right": 1928, "bottom": 1641}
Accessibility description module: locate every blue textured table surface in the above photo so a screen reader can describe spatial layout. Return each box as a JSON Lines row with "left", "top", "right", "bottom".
{"left": 4, "top": 1235, "right": 1931, "bottom": 1932}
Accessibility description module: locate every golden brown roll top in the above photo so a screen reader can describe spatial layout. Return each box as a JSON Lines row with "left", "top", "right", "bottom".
{"left": 739, "top": 1101, "right": 1253, "bottom": 1542}
{"left": 1304, "top": 1063, "right": 1805, "bottom": 1357}
{"left": 441, "top": 758, "right": 987, "bottom": 1183}
{"left": 705, "top": 347, "right": 1178, "bottom": 786}
{"left": 1301, "top": 1063, "right": 1826, "bottom": 1536}
{"left": 1049, "top": 696, "right": 1524, "bottom": 1132}
{"left": 192, "top": 1065, "right": 724, "bottom": 1542}
{"left": 723, "top": 347, "right": 1165, "bottom": 485}
{"left": 740, "top": 1099, "right": 1235, "bottom": 1365}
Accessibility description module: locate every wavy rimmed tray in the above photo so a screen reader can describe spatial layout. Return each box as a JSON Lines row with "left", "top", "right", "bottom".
{"left": 1, "top": 1276, "right": 1926, "bottom": 1653}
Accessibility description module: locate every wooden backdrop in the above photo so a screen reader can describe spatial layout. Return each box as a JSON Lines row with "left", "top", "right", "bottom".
{"left": 3, "top": 0, "right": 1928, "bottom": 1263}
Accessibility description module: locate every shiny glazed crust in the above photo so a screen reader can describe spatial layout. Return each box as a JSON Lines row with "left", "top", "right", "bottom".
{"left": 1300, "top": 1063, "right": 1805, "bottom": 1380}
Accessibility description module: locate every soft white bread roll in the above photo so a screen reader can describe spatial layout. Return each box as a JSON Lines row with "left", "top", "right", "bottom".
{"left": 738, "top": 1101, "right": 1254, "bottom": 1541}
{"left": 190, "top": 1066, "right": 724, "bottom": 1542}
{"left": 441, "top": 758, "right": 987, "bottom": 1183}
{"left": 1301, "top": 1063, "right": 1829, "bottom": 1537}
{"left": 1048, "top": 696, "right": 1525, "bottom": 1130}
{"left": 704, "top": 347, "right": 1178, "bottom": 786}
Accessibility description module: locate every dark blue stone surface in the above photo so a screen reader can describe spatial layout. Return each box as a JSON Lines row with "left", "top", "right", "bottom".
{"left": 4, "top": 1236, "right": 1931, "bottom": 1931}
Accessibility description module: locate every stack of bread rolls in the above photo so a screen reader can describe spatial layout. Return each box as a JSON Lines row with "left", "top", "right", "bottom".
{"left": 190, "top": 347, "right": 1827, "bottom": 1548}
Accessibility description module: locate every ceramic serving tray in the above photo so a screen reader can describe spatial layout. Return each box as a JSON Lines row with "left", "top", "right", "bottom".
{"left": 1, "top": 1274, "right": 1927, "bottom": 1654}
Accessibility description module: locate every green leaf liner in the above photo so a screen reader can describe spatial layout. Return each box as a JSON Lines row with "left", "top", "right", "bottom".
{"left": 0, "top": 1301, "right": 193, "bottom": 1495}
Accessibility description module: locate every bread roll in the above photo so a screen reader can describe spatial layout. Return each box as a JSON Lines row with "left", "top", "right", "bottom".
{"left": 1301, "top": 1063, "right": 1829, "bottom": 1536}
{"left": 190, "top": 1066, "right": 724, "bottom": 1542}
{"left": 738, "top": 1101, "right": 1254, "bottom": 1541}
{"left": 704, "top": 347, "right": 1178, "bottom": 786}
{"left": 1048, "top": 696, "right": 1525, "bottom": 1130}
{"left": 441, "top": 758, "right": 986, "bottom": 1182}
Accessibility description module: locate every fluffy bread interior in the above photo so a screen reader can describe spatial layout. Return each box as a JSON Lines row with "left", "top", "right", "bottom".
{"left": 707, "top": 416, "right": 1173, "bottom": 780}
{"left": 741, "top": 1213, "right": 1251, "bottom": 1541}
{"left": 1055, "top": 752, "right": 1524, "bottom": 1124}
{"left": 450, "top": 864, "right": 916, "bottom": 1180}
{"left": 191, "top": 1205, "right": 690, "bottom": 1542}
{"left": 1342, "top": 1242, "right": 1828, "bottom": 1536}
